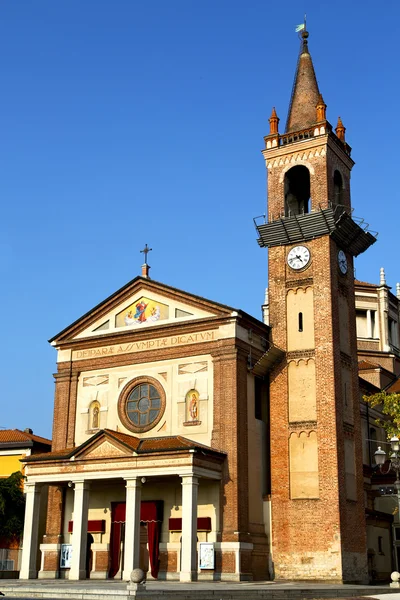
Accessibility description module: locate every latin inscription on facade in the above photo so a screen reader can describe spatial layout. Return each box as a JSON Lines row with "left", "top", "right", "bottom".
{"left": 72, "top": 330, "right": 217, "bottom": 362}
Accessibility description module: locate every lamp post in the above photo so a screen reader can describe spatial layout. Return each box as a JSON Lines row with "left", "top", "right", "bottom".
{"left": 374, "top": 436, "right": 400, "bottom": 511}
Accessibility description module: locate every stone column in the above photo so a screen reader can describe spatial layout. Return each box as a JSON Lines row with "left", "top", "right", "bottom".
{"left": 180, "top": 474, "right": 198, "bottom": 582}
{"left": 69, "top": 481, "right": 90, "bottom": 580}
{"left": 122, "top": 477, "right": 142, "bottom": 581}
{"left": 20, "top": 482, "right": 42, "bottom": 579}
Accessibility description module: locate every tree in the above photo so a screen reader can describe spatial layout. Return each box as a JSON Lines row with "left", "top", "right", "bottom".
{"left": 0, "top": 472, "right": 25, "bottom": 542}
{"left": 363, "top": 391, "right": 400, "bottom": 439}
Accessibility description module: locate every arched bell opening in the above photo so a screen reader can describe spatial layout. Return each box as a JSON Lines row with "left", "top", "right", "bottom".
{"left": 284, "top": 166, "right": 311, "bottom": 217}
{"left": 333, "top": 170, "right": 344, "bottom": 206}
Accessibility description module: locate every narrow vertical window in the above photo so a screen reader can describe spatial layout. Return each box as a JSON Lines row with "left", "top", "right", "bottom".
{"left": 378, "top": 536, "right": 384, "bottom": 554}
{"left": 298, "top": 312, "right": 303, "bottom": 332}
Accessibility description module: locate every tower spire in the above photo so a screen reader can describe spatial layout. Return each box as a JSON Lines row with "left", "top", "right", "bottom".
{"left": 285, "top": 27, "right": 321, "bottom": 133}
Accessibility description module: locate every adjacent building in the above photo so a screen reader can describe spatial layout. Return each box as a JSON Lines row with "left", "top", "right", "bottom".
{"left": 0, "top": 429, "right": 51, "bottom": 575}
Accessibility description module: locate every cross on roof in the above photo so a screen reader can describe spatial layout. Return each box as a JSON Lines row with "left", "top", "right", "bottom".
{"left": 140, "top": 244, "right": 152, "bottom": 265}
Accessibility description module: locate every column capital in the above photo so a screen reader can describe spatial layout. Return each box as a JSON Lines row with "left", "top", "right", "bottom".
{"left": 124, "top": 477, "right": 142, "bottom": 489}
{"left": 24, "top": 481, "right": 42, "bottom": 492}
{"left": 180, "top": 474, "right": 199, "bottom": 486}
{"left": 73, "top": 480, "right": 90, "bottom": 491}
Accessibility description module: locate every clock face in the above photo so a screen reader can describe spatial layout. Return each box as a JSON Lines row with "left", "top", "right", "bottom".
{"left": 338, "top": 250, "right": 348, "bottom": 274}
{"left": 287, "top": 246, "right": 311, "bottom": 270}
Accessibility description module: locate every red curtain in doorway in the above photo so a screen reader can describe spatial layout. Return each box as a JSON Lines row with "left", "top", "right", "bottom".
{"left": 109, "top": 501, "right": 163, "bottom": 579}
{"left": 109, "top": 502, "right": 126, "bottom": 578}
{"left": 140, "top": 501, "right": 163, "bottom": 579}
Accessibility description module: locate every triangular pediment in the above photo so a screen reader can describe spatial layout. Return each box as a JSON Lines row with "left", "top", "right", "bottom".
{"left": 50, "top": 277, "right": 235, "bottom": 343}
{"left": 73, "top": 430, "right": 139, "bottom": 460}
{"left": 79, "top": 440, "right": 130, "bottom": 459}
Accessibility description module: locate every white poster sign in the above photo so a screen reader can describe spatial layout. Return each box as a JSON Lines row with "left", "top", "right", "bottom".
{"left": 60, "top": 544, "right": 73, "bottom": 568}
{"left": 199, "top": 542, "right": 214, "bottom": 570}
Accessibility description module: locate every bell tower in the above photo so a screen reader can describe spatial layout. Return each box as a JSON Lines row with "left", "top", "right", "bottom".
{"left": 256, "top": 28, "right": 376, "bottom": 582}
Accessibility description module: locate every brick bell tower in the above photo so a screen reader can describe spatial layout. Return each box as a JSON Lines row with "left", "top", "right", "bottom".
{"left": 255, "top": 28, "right": 376, "bottom": 582}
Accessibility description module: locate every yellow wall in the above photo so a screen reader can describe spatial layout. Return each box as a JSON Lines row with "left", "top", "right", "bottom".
{"left": 0, "top": 454, "right": 25, "bottom": 477}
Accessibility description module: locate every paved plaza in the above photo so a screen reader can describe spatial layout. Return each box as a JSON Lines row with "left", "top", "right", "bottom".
{"left": 0, "top": 579, "right": 399, "bottom": 600}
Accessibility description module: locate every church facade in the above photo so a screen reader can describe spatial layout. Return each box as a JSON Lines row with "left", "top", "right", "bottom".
{"left": 20, "top": 28, "right": 386, "bottom": 583}
{"left": 20, "top": 271, "right": 272, "bottom": 582}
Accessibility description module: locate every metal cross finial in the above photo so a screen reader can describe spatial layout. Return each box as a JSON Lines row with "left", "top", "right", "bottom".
{"left": 140, "top": 244, "right": 152, "bottom": 265}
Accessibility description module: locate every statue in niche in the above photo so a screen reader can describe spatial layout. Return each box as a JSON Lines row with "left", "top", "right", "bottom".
{"left": 92, "top": 404, "right": 100, "bottom": 429}
{"left": 189, "top": 392, "right": 198, "bottom": 421}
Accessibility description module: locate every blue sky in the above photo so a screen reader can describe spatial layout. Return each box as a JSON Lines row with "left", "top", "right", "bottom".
{"left": 1, "top": 0, "right": 398, "bottom": 438}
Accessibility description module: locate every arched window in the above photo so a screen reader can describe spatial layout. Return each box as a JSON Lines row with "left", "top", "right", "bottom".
{"left": 333, "top": 170, "right": 344, "bottom": 205}
{"left": 284, "top": 166, "right": 311, "bottom": 217}
{"left": 89, "top": 400, "right": 101, "bottom": 430}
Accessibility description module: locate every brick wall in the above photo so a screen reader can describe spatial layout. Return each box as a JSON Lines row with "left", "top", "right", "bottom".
{"left": 265, "top": 133, "right": 367, "bottom": 581}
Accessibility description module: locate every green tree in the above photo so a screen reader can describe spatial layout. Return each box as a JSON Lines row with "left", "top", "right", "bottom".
{"left": 364, "top": 391, "right": 400, "bottom": 438}
{"left": 0, "top": 472, "right": 25, "bottom": 542}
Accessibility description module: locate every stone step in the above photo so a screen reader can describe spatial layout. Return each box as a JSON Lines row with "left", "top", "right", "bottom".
{"left": 0, "top": 581, "right": 397, "bottom": 600}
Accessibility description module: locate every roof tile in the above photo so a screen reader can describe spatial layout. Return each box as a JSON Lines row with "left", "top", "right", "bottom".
{"left": 0, "top": 429, "right": 51, "bottom": 445}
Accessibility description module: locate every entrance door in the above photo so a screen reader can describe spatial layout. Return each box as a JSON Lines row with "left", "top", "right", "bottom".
{"left": 109, "top": 501, "right": 162, "bottom": 579}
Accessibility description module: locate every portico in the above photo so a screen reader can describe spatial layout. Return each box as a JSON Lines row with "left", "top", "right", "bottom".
{"left": 21, "top": 429, "right": 224, "bottom": 582}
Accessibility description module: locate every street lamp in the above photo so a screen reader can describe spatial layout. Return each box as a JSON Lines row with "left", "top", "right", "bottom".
{"left": 374, "top": 436, "right": 400, "bottom": 488}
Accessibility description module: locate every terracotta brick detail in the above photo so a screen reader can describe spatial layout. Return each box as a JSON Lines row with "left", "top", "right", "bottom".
{"left": 94, "top": 551, "right": 109, "bottom": 571}
{"left": 159, "top": 550, "right": 177, "bottom": 573}
{"left": 43, "top": 551, "right": 60, "bottom": 571}
{"left": 215, "top": 550, "right": 235, "bottom": 574}
{"left": 212, "top": 344, "right": 250, "bottom": 542}
{"left": 240, "top": 549, "right": 252, "bottom": 575}
{"left": 52, "top": 367, "right": 79, "bottom": 451}
{"left": 43, "top": 485, "right": 64, "bottom": 544}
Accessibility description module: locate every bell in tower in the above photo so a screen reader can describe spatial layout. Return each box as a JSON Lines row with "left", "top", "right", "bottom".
{"left": 255, "top": 25, "right": 376, "bottom": 583}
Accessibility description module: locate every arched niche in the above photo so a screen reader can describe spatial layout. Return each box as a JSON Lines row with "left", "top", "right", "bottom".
{"left": 89, "top": 400, "right": 101, "bottom": 431}
{"left": 284, "top": 165, "right": 311, "bottom": 217}
{"left": 185, "top": 389, "right": 200, "bottom": 422}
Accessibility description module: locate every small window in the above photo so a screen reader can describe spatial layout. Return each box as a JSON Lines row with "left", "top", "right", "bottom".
{"left": 298, "top": 312, "right": 303, "bottom": 332}
{"left": 333, "top": 170, "right": 344, "bottom": 205}
{"left": 378, "top": 536, "right": 384, "bottom": 554}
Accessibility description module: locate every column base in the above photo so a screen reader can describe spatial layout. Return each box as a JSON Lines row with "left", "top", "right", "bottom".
{"left": 179, "top": 570, "right": 198, "bottom": 582}
{"left": 19, "top": 569, "right": 38, "bottom": 579}
{"left": 90, "top": 570, "right": 108, "bottom": 579}
{"left": 38, "top": 570, "right": 59, "bottom": 579}
{"left": 69, "top": 569, "right": 87, "bottom": 580}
